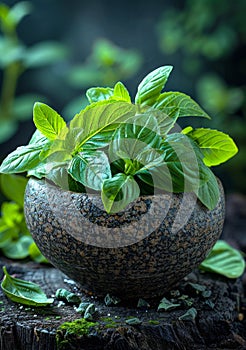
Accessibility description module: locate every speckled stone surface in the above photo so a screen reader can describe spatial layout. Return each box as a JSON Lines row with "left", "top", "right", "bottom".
{"left": 24, "top": 178, "right": 225, "bottom": 299}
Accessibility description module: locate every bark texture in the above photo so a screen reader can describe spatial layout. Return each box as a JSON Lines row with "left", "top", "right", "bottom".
{"left": 0, "top": 257, "right": 246, "bottom": 350}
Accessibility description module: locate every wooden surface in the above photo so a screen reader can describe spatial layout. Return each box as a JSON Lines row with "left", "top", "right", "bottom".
{"left": 0, "top": 257, "right": 246, "bottom": 350}
{"left": 1, "top": 193, "right": 246, "bottom": 350}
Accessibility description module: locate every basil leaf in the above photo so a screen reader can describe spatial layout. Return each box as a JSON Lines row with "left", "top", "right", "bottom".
{"left": 76, "top": 302, "right": 91, "bottom": 313}
{"left": 178, "top": 307, "right": 197, "bottom": 321}
{"left": 157, "top": 297, "right": 180, "bottom": 311}
{"left": 197, "top": 168, "right": 220, "bottom": 210}
{"left": 125, "top": 317, "right": 142, "bottom": 325}
{"left": 1, "top": 235, "right": 33, "bottom": 259}
{"left": 137, "top": 298, "right": 150, "bottom": 308}
{"left": 1, "top": 266, "right": 54, "bottom": 306}
{"left": 183, "top": 127, "right": 238, "bottom": 166}
{"left": 109, "top": 113, "right": 162, "bottom": 168}
{"left": 45, "top": 162, "right": 71, "bottom": 189}
{"left": 153, "top": 91, "right": 210, "bottom": 119}
{"left": 0, "top": 174, "right": 28, "bottom": 207}
{"left": 0, "top": 226, "right": 16, "bottom": 249}
{"left": 84, "top": 303, "right": 97, "bottom": 321}
{"left": 160, "top": 133, "right": 209, "bottom": 192}
{"left": 39, "top": 138, "right": 72, "bottom": 163}
{"left": 136, "top": 133, "right": 208, "bottom": 192}
{"left": 104, "top": 293, "right": 121, "bottom": 306}
{"left": 82, "top": 124, "right": 118, "bottom": 150}
{"left": 55, "top": 288, "right": 81, "bottom": 304}
{"left": 69, "top": 101, "right": 136, "bottom": 153}
{"left": 113, "top": 82, "right": 131, "bottom": 102}
{"left": 1, "top": 202, "right": 23, "bottom": 226}
{"left": 28, "top": 242, "right": 49, "bottom": 264}
{"left": 0, "top": 142, "right": 45, "bottom": 174}
{"left": 147, "top": 108, "right": 178, "bottom": 136}
{"left": 135, "top": 66, "right": 173, "bottom": 105}
{"left": 27, "top": 162, "right": 47, "bottom": 179}
{"left": 68, "top": 150, "right": 111, "bottom": 191}
{"left": 102, "top": 173, "right": 140, "bottom": 213}
{"left": 137, "top": 134, "right": 208, "bottom": 193}
{"left": 200, "top": 240, "right": 245, "bottom": 278}
{"left": 86, "top": 87, "right": 114, "bottom": 103}
{"left": 86, "top": 82, "right": 131, "bottom": 104}
{"left": 135, "top": 150, "right": 169, "bottom": 190}
{"left": 7, "top": 2, "right": 32, "bottom": 26}
{"left": 33, "top": 102, "right": 68, "bottom": 141}
{"left": 28, "top": 129, "right": 48, "bottom": 145}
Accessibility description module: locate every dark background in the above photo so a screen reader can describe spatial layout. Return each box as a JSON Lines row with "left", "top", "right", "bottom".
{"left": 1, "top": 0, "right": 246, "bottom": 195}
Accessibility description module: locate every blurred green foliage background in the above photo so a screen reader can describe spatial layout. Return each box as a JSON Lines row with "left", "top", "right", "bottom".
{"left": 0, "top": 0, "right": 245, "bottom": 262}
{"left": 0, "top": 0, "right": 245, "bottom": 195}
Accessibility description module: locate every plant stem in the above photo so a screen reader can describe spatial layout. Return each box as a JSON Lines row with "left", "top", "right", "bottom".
{"left": 0, "top": 62, "right": 21, "bottom": 120}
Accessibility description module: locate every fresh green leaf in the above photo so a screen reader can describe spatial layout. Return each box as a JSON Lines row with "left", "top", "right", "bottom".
{"left": 200, "top": 240, "right": 245, "bottom": 278}
{"left": 76, "top": 302, "right": 91, "bottom": 313}
{"left": 178, "top": 307, "right": 197, "bottom": 320}
{"left": 183, "top": 127, "right": 238, "bottom": 166}
{"left": 44, "top": 162, "right": 71, "bottom": 189}
{"left": 8, "top": 1, "right": 32, "bottom": 27}
{"left": 0, "top": 4, "right": 9, "bottom": 22}
{"left": 0, "top": 225, "right": 18, "bottom": 248}
{"left": 102, "top": 173, "right": 140, "bottom": 213}
{"left": 1, "top": 202, "right": 23, "bottom": 226}
{"left": 69, "top": 101, "right": 136, "bottom": 153}
{"left": 84, "top": 303, "right": 97, "bottom": 321}
{"left": 2, "top": 235, "right": 33, "bottom": 259}
{"left": 33, "top": 102, "right": 68, "bottom": 141}
{"left": 125, "top": 317, "right": 142, "bottom": 325}
{"left": 188, "top": 283, "right": 207, "bottom": 293}
{"left": 39, "top": 139, "right": 72, "bottom": 164}
{"left": 197, "top": 168, "right": 220, "bottom": 210}
{"left": 113, "top": 82, "right": 131, "bottom": 102}
{"left": 0, "top": 174, "right": 28, "bottom": 207}
{"left": 1, "top": 266, "right": 54, "bottom": 306}
{"left": 104, "top": 293, "right": 121, "bottom": 306}
{"left": 28, "top": 242, "right": 49, "bottom": 264}
{"left": 109, "top": 113, "right": 162, "bottom": 169}
{"left": 135, "top": 66, "right": 173, "bottom": 105}
{"left": 55, "top": 288, "right": 81, "bottom": 304}
{"left": 81, "top": 127, "right": 116, "bottom": 150}
{"left": 152, "top": 91, "right": 210, "bottom": 119}
{"left": 86, "top": 87, "right": 114, "bottom": 103}
{"left": 157, "top": 297, "right": 180, "bottom": 311}
{"left": 68, "top": 150, "right": 111, "bottom": 190}
{"left": 160, "top": 133, "right": 209, "bottom": 192}
{"left": 24, "top": 42, "right": 67, "bottom": 68}
{"left": 137, "top": 133, "right": 208, "bottom": 193}
{"left": 28, "top": 129, "right": 49, "bottom": 145}
{"left": 144, "top": 107, "right": 178, "bottom": 136}
{"left": 27, "top": 160, "right": 77, "bottom": 190}
{"left": 137, "top": 298, "right": 150, "bottom": 308}
{"left": 27, "top": 162, "right": 47, "bottom": 179}
{"left": 0, "top": 120, "right": 18, "bottom": 143}
{"left": 0, "top": 142, "right": 45, "bottom": 174}
{"left": 0, "top": 37, "right": 25, "bottom": 68}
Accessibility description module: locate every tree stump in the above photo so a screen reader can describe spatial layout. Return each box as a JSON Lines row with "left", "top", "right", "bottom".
{"left": 0, "top": 257, "right": 246, "bottom": 350}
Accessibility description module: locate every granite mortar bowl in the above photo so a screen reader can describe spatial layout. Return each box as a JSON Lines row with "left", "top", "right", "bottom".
{"left": 24, "top": 177, "right": 225, "bottom": 300}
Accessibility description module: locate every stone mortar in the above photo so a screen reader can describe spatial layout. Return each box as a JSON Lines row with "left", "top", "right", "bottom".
{"left": 24, "top": 177, "right": 225, "bottom": 299}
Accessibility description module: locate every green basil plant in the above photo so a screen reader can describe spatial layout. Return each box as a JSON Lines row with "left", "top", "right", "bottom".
{"left": 0, "top": 66, "right": 238, "bottom": 213}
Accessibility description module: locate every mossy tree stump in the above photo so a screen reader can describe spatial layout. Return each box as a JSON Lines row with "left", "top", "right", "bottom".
{"left": 0, "top": 257, "right": 246, "bottom": 350}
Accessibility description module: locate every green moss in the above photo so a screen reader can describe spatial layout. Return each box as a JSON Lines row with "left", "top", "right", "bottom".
{"left": 148, "top": 320, "right": 160, "bottom": 325}
{"left": 100, "top": 316, "right": 119, "bottom": 329}
{"left": 101, "top": 317, "right": 113, "bottom": 322}
{"left": 56, "top": 318, "right": 98, "bottom": 349}
{"left": 57, "top": 318, "right": 98, "bottom": 336}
